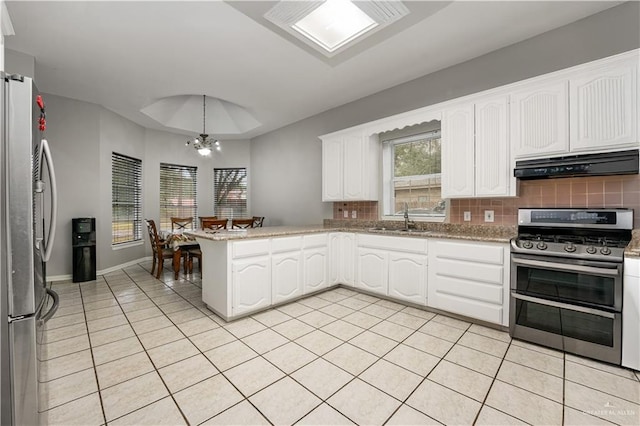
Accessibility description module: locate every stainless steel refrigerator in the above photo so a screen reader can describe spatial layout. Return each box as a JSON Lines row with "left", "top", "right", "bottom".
{"left": 0, "top": 73, "right": 59, "bottom": 425}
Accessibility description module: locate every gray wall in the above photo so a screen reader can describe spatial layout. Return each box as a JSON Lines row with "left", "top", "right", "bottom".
{"left": 42, "top": 94, "right": 250, "bottom": 277}
{"left": 4, "top": 48, "right": 34, "bottom": 78}
{"left": 249, "top": 1, "right": 640, "bottom": 225}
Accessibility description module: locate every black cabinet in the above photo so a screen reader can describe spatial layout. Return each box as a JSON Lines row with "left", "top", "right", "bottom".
{"left": 72, "top": 218, "right": 96, "bottom": 282}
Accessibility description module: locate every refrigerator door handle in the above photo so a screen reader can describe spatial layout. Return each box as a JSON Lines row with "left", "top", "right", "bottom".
{"left": 38, "top": 138, "right": 57, "bottom": 262}
{"left": 41, "top": 288, "right": 59, "bottom": 323}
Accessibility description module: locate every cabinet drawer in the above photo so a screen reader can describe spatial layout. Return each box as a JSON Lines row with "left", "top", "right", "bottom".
{"left": 358, "top": 234, "right": 427, "bottom": 253}
{"left": 435, "top": 258, "right": 504, "bottom": 285}
{"left": 232, "top": 239, "right": 270, "bottom": 259}
{"left": 271, "top": 236, "right": 303, "bottom": 253}
{"left": 303, "top": 233, "right": 327, "bottom": 249}
{"left": 432, "top": 240, "right": 503, "bottom": 264}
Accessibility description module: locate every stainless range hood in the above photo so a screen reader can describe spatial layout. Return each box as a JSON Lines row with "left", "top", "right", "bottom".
{"left": 514, "top": 149, "right": 639, "bottom": 180}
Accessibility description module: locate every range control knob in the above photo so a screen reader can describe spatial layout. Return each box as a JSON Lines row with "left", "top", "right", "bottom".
{"left": 600, "top": 247, "right": 612, "bottom": 255}
{"left": 564, "top": 242, "right": 576, "bottom": 253}
{"left": 536, "top": 242, "right": 548, "bottom": 250}
{"left": 522, "top": 241, "right": 533, "bottom": 249}
{"left": 586, "top": 246, "right": 597, "bottom": 254}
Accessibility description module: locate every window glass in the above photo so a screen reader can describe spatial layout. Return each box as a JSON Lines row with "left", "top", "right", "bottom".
{"left": 160, "top": 163, "right": 197, "bottom": 231}
{"left": 112, "top": 153, "right": 142, "bottom": 244}
{"left": 214, "top": 168, "right": 247, "bottom": 218}
{"left": 382, "top": 129, "right": 444, "bottom": 219}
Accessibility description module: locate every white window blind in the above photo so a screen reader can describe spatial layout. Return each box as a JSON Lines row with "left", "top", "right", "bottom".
{"left": 112, "top": 152, "right": 142, "bottom": 245}
{"left": 214, "top": 168, "right": 247, "bottom": 219}
{"left": 160, "top": 163, "right": 198, "bottom": 231}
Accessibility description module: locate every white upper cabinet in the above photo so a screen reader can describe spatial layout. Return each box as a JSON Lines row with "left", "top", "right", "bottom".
{"left": 512, "top": 53, "right": 638, "bottom": 159}
{"left": 321, "top": 131, "right": 379, "bottom": 201}
{"left": 322, "top": 137, "right": 343, "bottom": 200}
{"left": 570, "top": 61, "right": 638, "bottom": 152}
{"left": 442, "top": 103, "right": 475, "bottom": 198}
{"left": 442, "top": 96, "right": 512, "bottom": 198}
{"left": 475, "top": 95, "right": 510, "bottom": 197}
{"left": 511, "top": 80, "right": 569, "bottom": 158}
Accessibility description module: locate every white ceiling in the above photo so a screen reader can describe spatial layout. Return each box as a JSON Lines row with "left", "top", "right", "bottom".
{"left": 4, "top": 1, "right": 624, "bottom": 139}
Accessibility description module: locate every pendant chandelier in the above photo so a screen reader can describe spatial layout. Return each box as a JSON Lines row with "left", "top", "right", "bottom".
{"left": 185, "top": 95, "right": 221, "bottom": 156}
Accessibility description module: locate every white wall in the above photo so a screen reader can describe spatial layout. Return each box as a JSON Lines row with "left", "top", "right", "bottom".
{"left": 250, "top": 1, "right": 640, "bottom": 225}
{"left": 43, "top": 94, "right": 250, "bottom": 277}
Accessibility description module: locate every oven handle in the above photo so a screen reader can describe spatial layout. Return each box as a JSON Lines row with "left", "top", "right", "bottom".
{"left": 511, "top": 292, "right": 616, "bottom": 319}
{"left": 511, "top": 257, "right": 620, "bottom": 276}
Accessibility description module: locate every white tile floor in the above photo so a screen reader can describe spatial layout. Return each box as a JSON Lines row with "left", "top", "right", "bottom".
{"left": 40, "top": 262, "right": 640, "bottom": 425}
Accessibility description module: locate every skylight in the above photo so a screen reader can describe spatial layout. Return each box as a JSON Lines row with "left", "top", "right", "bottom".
{"left": 264, "top": 0, "right": 410, "bottom": 59}
{"left": 291, "top": 0, "right": 378, "bottom": 53}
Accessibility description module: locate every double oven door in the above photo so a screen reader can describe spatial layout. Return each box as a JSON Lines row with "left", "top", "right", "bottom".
{"left": 510, "top": 253, "right": 623, "bottom": 365}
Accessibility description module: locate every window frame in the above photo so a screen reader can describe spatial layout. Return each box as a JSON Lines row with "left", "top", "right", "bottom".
{"left": 214, "top": 167, "right": 248, "bottom": 219}
{"left": 159, "top": 163, "right": 198, "bottom": 231}
{"left": 111, "top": 152, "right": 143, "bottom": 246}
{"left": 381, "top": 130, "right": 446, "bottom": 222}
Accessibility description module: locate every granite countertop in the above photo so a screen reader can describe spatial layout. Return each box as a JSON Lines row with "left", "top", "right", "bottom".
{"left": 186, "top": 224, "right": 640, "bottom": 258}
{"left": 186, "top": 223, "right": 516, "bottom": 244}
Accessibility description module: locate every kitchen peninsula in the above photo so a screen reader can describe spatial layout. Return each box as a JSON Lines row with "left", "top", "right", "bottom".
{"left": 187, "top": 225, "right": 515, "bottom": 324}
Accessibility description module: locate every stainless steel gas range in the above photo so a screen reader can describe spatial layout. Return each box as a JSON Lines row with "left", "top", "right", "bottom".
{"left": 509, "top": 208, "right": 633, "bottom": 365}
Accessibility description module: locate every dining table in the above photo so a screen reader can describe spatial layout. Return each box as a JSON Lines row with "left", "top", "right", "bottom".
{"left": 163, "top": 232, "right": 200, "bottom": 279}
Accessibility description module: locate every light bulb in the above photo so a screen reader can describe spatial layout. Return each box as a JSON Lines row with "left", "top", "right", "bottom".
{"left": 216, "top": 146, "right": 221, "bottom": 151}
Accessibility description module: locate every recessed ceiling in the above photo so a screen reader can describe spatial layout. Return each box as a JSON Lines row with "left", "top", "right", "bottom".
{"left": 3, "top": 1, "right": 625, "bottom": 140}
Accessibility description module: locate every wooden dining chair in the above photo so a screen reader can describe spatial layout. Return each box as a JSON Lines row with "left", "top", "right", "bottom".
{"left": 145, "top": 219, "right": 173, "bottom": 279}
{"left": 171, "top": 217, "right": 193, "bottom": 232}
{"left": 187, "top": 247, "right": 202, "bottom": 275}
{"left": 232, "top": 218, "right": 254, "bottom": 229}
{"left": 198, "top": 216, "right": 217, "bottom": 228}
{"left": 202, "top": 218, "right": 228, "bottom": 230}
{"left": 252, "top": 216, "right": 265, "bottom": 228}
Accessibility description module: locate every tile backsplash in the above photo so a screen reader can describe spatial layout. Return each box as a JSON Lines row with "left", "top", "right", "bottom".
{"left": 332, "top": 201, "right": 378, "bottom": 221}
{"left": 332, "top": 175, "right": 640, "bottom": 227}
{"left": 449, "top": 175, "right": 640, "bottom": 226}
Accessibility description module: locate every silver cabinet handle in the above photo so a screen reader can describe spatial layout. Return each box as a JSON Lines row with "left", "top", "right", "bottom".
{"left": 512, "top": 257, "right": 619, "bottom": 276}
{"left": 511, "top": 292, "right": 616, "bottom": 319}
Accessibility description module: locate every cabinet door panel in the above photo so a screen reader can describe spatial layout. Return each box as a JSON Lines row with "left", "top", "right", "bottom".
{"left": 343, "top": 134, "right": 365, "bottom": 200}
{"left": 272, "top": 253, "right": 302, "bottom": 304}
{"left": 303, "top": 247, "right": 328, "bottom": 293}
{"left": 475, "top": 96, "right": 510, "bottom": 197}
{"left": 511, "top": 80, "right": 569, "bottom": 158}
{"left": 356, "top": 248, "right": 388, "bottom": 295}
{"left": 442, "top": 104, "right": 475, "bottom": 198}
{"left": 570, "top": 63, "right": 637, "bottom": 151}
{"left": 341, "top": 233, "right": 355, "bottom": 286}
{"left": 329, "top": 233, "right": 341, "bottom": 285}
{"left": 322, "top": 138, "right": 343, "bottom": 201}
{"left": 232, "top": 258, "right": 271, "bottom": 316}
{"left": 388, "top": 253, "right": 427, "bottom": 305}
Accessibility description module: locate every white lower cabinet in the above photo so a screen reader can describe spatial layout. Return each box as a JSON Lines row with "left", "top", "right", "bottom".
{"left": 356, "top": 234, "right": 428, "bottom": 301}
{"left": 428, "top": 239, "right": 509, "bottom": 326}
{"left": 303, "top": 247, "right": 328, "bottom": 293}
{"left": 622, "top": 257, "right": 640, "bottom": 371}
{"left": 356, "top": 248, "right": 388, "bottom": 295}
{"left": 388, "top": 252, "right": 427, "bottom": 305}
{"left": 231, "top": 256, "right": 271, "bottom": 316}
{"left": 271, "top": 251, "right": 302, "bottom": 304}
{"left": 329, "top": 232, "right": 355, "bottom": 286}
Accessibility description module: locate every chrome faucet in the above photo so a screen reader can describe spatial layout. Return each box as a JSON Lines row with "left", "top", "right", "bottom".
{"left": 403, "top": 202, "right": 415, "bottom": 230}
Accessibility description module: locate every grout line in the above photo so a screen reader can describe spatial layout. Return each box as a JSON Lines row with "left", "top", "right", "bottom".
{"left": 45, "top": 263, "right": 640, "bottom": 426}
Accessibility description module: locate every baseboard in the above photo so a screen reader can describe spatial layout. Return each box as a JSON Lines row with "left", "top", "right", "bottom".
{"left": 48, "top": 256, "right": 153, "bottom": 282}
